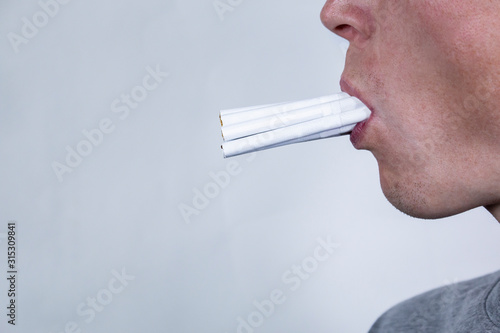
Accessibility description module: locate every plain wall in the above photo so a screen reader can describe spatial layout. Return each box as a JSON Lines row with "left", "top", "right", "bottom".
{"left": 1, "top": 0, "right": 499, "bottom": 332}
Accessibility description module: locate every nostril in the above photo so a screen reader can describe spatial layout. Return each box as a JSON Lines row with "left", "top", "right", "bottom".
{"left": 336, "top": 24, "right": 350, "bottom": 32}
{"left": 321, "top": 3, "right": 373, "bottom": 44}
{"left": 335, "top": 24, "right": 357, "bottom": 41}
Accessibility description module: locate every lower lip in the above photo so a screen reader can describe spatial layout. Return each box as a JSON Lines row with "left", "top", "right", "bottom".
{"left": 349, "top": 114, "right": 372, "bottom": 147}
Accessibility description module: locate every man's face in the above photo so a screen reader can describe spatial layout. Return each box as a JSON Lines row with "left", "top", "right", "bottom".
{"left": 321, "top": 0, "right": 500, "bottom": 219}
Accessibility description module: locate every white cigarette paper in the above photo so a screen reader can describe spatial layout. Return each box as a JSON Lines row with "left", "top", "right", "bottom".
{"left": 219, "top": 92, "right": 348, "bottom": 127}
{"left": 221, "top": 97, "right": 363, "bottom": 141}
{"left": 220, "top": 93, "right": 371, "bottom": 158}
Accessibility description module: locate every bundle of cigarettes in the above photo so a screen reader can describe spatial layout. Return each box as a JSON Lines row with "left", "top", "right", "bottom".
{"left": 220, "top": 93, "right": 371, "bottom": 158}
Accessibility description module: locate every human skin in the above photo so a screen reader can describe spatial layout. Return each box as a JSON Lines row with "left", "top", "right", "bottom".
{"left": 320, "top": 0, "right": 500, "bottom": 221}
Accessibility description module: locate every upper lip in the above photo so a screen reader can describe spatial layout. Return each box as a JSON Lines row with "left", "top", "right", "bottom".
{"left": 340, "top": 77, "right": 375, "bottom": 114}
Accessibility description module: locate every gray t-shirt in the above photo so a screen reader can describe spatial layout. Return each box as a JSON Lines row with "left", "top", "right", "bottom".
{"left": 368, "top": 270, "right": 500, "bottom": 333}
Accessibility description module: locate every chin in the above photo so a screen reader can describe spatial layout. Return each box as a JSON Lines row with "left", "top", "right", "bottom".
{"left": 378, "top": 166, "right": 463, "bottom": 220}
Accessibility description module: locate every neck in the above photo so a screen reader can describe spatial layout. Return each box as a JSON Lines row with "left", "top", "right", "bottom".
{"left": 486, "top": 204, "right": 500, "bottom": 223}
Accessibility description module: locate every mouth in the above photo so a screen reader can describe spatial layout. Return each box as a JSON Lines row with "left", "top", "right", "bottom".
{"left": 339, "top": 77, "right": 375, "bottom": 148}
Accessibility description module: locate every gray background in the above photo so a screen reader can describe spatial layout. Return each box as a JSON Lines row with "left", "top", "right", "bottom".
{"left": 1, "top": 0, "right": 499, "bottom": 332}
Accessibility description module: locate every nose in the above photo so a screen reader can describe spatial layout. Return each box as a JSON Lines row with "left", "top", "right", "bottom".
{"left": 320, "top": 0, "right": 374, "bottom": 47}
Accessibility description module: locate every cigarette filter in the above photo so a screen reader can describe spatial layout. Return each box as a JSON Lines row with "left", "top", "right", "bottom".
{"left": 220, "top": 93, "right": 370, "bottom": 158}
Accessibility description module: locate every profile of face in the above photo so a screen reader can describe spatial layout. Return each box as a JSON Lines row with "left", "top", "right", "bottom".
{"left": 321, "top": 0, "right": 500, "bottom": 219}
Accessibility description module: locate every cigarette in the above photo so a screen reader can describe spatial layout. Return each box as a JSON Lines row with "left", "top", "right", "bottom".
{"left": 219, "top": 102, "right": 282, "bottom": 126}
{"left": 219, "top": 93, "right": 370, "bottom": 158}
{"left": 221, "top": 97, "right": 363, "bottom": 142}
{"left": 266, "top": 123, "right": 356, "bottom": 149}
{"left": 219, "top": 92, "right": 348, "bottom": 127}
{"left": 221, "top": 106, "right": 370, "bottom": 158}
